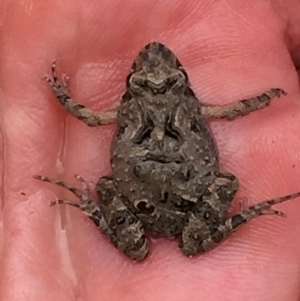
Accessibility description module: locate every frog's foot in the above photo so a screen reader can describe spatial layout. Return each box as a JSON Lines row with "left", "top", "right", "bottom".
{"left": 33, "top": 174, "right": 100, "bottom": 218}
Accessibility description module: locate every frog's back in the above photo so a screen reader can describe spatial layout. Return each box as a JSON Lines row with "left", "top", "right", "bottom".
{"left": 110, "top": 42, "right": 219, "bottom": 236}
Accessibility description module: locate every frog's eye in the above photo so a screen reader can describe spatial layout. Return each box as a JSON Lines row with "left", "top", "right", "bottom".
{"left": 126, "top": 73, "right": 146, "bottom": 88}
{"left": 166, "top": 76, "right": 178, "bottom": 87}
{"left": 129, "top": 76, "right": 147, "bottom": 88}
{"left": 135, "top": 78, "right": 147, "bottom": 87}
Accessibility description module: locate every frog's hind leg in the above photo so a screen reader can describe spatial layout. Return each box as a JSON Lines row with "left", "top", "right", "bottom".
{"left": 180, "top": 187, "right": 300, "bottom": 257}
{"left": 33, "top": 174, "right": 148, "bottom": 261}
{"left": 179, "top": 172, "right": 238, "bottom": 256}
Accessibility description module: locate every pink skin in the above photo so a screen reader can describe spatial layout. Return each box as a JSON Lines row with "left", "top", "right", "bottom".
{"left": 2, "top": 0, "right": 300, "bottom": 300}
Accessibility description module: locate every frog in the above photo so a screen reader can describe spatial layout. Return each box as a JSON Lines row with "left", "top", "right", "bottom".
{"left": 34, "top": 42, "right": 300, "bottom": 261}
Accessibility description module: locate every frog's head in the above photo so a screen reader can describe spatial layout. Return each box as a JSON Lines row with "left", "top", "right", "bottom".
{"left": 126, "top": 42, "right": 189, "bottom": 103}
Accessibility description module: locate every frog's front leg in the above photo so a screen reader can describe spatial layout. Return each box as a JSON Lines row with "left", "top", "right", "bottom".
{"left": 201, "top": 88, "right": 286, "bottom": 121}
{"left": 180, "top": 173, "right": 300, "bottom": 257}
{"left": 33, "top": 174, "right": 148, "bottom": 261}
{"left": 44, "top": 61, "right": 118, "bottom": 126}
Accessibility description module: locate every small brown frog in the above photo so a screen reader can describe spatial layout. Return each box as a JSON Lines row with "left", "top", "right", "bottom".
{"left": 34, "top": 42, "right": 300, "bottom": 261}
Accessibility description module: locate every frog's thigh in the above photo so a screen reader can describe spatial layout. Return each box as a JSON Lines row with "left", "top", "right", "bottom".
{"left": 179, "top": 172, "right": 238, "bottom": 256}
{"left": 96, "top": 176, "right": 149, "bottom": 261}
